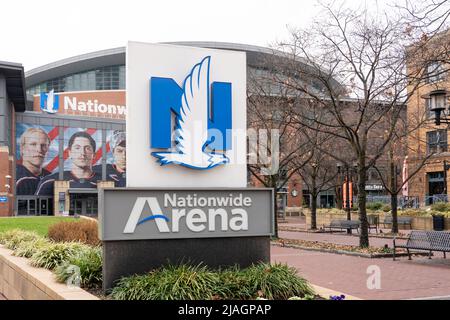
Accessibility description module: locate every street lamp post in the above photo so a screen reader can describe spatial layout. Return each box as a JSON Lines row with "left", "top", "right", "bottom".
{"left": 337, "top": 163, "right": 353, "bottom": 234}
{"left": 423, "top": 90, "right": 449, "bottom": 126}
{"left": 345, "top": 166, "right": 351, "bottom": 221}
{"left": 443, "top": 160, "right": 450, "bottom": 199}
{"left": 423, "top": 90, "right": 450, "bottom": 202}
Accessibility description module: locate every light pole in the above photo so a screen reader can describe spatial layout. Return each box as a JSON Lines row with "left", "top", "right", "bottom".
{"left": 443, "top": 160, "right": 450, "bottom": 199}
{"left": 423, "top": 89, "right": 449, "bottom": 125}
{"left": 423, "top": 90, "right": 450, "bottom": 202}
{"left": 4, "top": 175, "right": 11, "bottom": 193}
{"left": 337, "top": 163, "right": 352, "bottom": 234}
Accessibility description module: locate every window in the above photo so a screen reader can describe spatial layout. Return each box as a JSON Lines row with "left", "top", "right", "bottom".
{"left": 427, "top": 129, "right": 448, "bottom": 154}
{"left": 427, "top": 61, "right": 446, "bottom": 83}
{"left": 26, "top": 65, "right": 126, "bottom": 94}
{"left": 425, "top": 98, "right": 435, "bottom": 119}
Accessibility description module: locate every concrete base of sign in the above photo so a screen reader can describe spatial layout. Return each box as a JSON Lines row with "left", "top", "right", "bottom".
{"left": 103, "top": 236, "right": 270, "bottom": 292}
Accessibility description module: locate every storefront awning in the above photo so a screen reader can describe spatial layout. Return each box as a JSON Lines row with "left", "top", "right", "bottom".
{"left": 68, "top": 188, "right": 98, "bottom": 194}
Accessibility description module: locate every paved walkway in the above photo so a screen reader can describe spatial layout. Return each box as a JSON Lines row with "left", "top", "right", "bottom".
{"left": 271, "top": 245, "right": 450, "bottom": 300}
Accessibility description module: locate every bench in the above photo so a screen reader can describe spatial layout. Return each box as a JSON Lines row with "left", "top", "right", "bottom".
{"left": 323, "top": 219, "right": 360, "bottom": 234}
{"left": 393, "top": 230, "right": 450, "bottom": 260}
{"left": 382, "top": 216, "right": 412, "bottom": 229}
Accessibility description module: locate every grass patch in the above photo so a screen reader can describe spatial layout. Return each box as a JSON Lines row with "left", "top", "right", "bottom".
{"left": 0, "top": 217, "right": 77, "bottom": 237}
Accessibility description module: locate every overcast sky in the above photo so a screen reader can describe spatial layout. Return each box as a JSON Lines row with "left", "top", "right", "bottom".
{"left": 0, "top": 0, "right": 391, "bottom": 71}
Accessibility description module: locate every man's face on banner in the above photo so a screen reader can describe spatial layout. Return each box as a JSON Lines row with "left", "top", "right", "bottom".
{"left": 113, "top": 145, "right": 126, "bottom": 171}
{"left": 69, "top": 137, "right": 94, "bottom": 170}
{"left": 21, "top": 131, "right": 50, "bottom": 168}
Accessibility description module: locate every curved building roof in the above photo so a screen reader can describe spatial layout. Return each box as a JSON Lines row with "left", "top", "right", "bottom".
{"left": 25, "top": 41, "right": 319, "bottom": 88}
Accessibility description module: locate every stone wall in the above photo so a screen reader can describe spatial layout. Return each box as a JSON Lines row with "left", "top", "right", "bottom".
{"left": 0, "top": 246, "right": 98, "bottom": 300}
{"left": 304, "top": 211, "right": 450, "bottom": 231}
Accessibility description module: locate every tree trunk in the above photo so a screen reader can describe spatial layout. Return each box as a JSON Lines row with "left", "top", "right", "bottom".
{"left": 357, "top": 163, "right": 370, "bottom": 248}
{"left": 273, "top": 187, "right": 279, "bottom": 239}
{"left": 335, "top": 186, "right": 343, "bottom": 209}
{"left": 390, "top": 154, "right": 399, "bottom": 233}
{"left": 311, "top": 191, "right": 318, "bottom": 230}
{"left": 391, "top": 193, "right": 399, "bottom": 233}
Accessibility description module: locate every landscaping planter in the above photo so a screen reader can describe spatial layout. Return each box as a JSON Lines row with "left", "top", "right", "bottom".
{"left": 432, "top": 215, "right": 445, "bottom": 231}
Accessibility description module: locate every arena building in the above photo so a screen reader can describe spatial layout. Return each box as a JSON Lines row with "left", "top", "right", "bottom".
{"left": 2, "top": 42, "right": 337, "bottom": 217}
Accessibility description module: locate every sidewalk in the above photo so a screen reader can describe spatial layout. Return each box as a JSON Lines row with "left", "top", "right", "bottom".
{"left": 271, "top": 245, "right": 450, "bottom": 300}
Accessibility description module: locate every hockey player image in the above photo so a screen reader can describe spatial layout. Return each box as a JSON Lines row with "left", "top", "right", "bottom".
{"left": 36, "top": 131, "right": 101, "bottom": 195}
{"left": 94, "top": 130, "right": 126, "bottom": 187}
{"left": 16, "top": 127, "right": 51, "bottom": 195}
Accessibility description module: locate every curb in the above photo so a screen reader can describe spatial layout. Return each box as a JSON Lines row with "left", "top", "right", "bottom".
{"left": 271, "top": 242, "right": 431, "bottom": 259}
{"left": 278, "top": 228, "right": 410, "bottom": 240}
{"left": 310, "top": 284, "right": 362, "bottom": 300}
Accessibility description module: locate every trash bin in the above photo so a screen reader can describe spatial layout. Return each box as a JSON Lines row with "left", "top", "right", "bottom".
{"left": 432, "top": 214, "right": 445, "bottom": 231}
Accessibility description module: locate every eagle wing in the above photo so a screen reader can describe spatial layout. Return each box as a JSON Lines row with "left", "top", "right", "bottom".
{"left": 175, "top": 56, "right": 211, "bottom": 156}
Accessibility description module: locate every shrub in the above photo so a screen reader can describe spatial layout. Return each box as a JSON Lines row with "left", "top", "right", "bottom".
{"left": 431, "top": 202, "right": 450, "bottom": 212}
{"left": 381, "top": 204, "right": 391, "bottom": 212}
{"left": 214, "top": 266, "right": 254, "bottom": 300}
{"left": 48, "top": 219, "right": 100, "bottom": 246}
{"left": 0, "top": 229, "right": 41, "bottom": 250}
{"left": 111, "top": 263, "right": 218, "bottom": 300}
{"left": 55, "top": 246, "right": 102, "bottom": 288}
{"left": 13, "top": 238, "right": 52, "bottom": 258}
{"left": 366, "top": 202, "right": 383, "bottom": 211}
{"left": 110, "top": 263, "right": 315, "bottom": 300}
{"left": 30, "top": 242, "right": 91, "bottom": 270}
{"left": 241, "top": 263, "right": 314, "bottom": 300}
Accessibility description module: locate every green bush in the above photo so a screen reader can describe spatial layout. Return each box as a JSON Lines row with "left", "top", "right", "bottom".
{"left": 110, "top": 262, "right": 315, "bottom": 300}
{"left": 0, "top": 229, "right": 41, "bottom": 250}
{"left": 30, "top": 242, "right": 91, "bottom": 270}
{"left": 111, "top": 263, "right": 218, "bottom": 300}
{"left": 214, "top": 266, "right": 254, "bottom": 300}
{"left": 54, "top": 246, "right": 102, "bottom": 288}
{"left": 431, "top": 202, "right": 450, "bottom": 212}
{"left": 366, "top": 202, "right": 383, "bottom": 211}
{"left": 381, "top": 204, "right": 391, "bottom": 212}
{"left": 241, "top": 263, "right": 314, "bottom": 300}
{"left": 13, "top": 238, "right": 52, "bottom": 258}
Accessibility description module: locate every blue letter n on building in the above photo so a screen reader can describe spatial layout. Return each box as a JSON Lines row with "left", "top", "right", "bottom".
{"left": 150, "top": 77, "right": 232, "bottom": 151}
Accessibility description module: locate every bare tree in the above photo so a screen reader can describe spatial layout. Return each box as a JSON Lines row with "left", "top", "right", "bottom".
{"left": 247, "top": 70, "right": 313, "bottom": 238}
{"left": 297, "top": 137, "right": 339, "bottom": 230}
{"left": 398, "top": 0, "right": 450, "bottom": 34}
{"left": 269, "top": 2, "right": 443, "bottom": 247}
{"left": 373, "top": 126, "right": 433, "bottom": 233}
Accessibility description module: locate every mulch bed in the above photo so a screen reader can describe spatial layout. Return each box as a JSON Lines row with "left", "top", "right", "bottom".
{"left": 278, "top": 226, "right": 410, "bottom": 239}
{"left": 272, "top": 238, "right": 429, "bottom": 258}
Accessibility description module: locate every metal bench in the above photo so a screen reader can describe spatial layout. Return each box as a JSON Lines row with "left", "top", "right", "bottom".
{"left": 382, "top": 216, "right": 412, "bottom": 229}
{"left": 324, "top": 219, "right": 360, "bottom": 234}
{"left": 393, "top": 230, "right": 450, "bottom": 260}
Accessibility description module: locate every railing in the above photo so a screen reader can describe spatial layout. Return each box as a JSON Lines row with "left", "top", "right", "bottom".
{"left": 365, "top": 195, "right": 420, "bottom": 209}
{"left": 424, "top": 194, "right": 449, "bottom": 206}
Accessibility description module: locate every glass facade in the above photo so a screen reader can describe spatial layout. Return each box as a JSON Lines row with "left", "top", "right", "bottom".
{"left": 27, "top": 65, "right": 126, "bottom": 95}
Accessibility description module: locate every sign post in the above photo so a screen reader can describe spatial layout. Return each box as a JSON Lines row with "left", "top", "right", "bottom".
{"left": 99, "top": 42, "right": 274, "bottom": 291}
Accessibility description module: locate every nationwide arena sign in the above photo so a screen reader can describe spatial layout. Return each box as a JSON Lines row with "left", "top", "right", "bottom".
{"left": 99, "top": 42, "right": 272, "bottom": 291}
{"left": 99, "top": 188, "right": 274, "bottom": 241}
{"left": 34, "top": 90, "right": 127, "bottom": 119}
